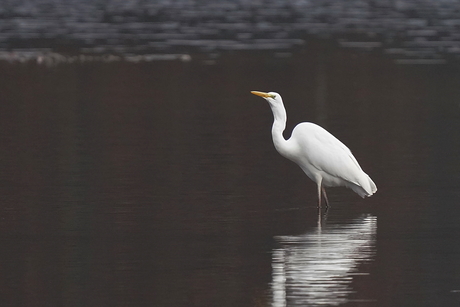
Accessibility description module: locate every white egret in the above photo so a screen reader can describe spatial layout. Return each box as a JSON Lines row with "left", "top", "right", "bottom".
{"left": 251, "top": 91, "right": 377, "bottom": 208}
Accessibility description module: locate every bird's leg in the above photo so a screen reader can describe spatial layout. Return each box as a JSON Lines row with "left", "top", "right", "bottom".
{"left": 318, "top": 203, "right": 329, "bottom": 229}
{"left": 321, "top": 187, "right": 329, "bottom": 209}
{"left": 317, "top": 206, "right": 322, "bottom": 229}
{"left": 317, "top": 182, "right": 322, "bottom": 209}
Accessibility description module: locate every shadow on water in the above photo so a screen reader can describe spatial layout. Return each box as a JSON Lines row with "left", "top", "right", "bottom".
{"left": 272, "top": 213, "right": 377, "bottom": 307}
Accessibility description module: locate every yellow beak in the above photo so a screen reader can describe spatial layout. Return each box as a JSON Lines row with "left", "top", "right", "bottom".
{"left": 251, "top": 91, "right": 271, "bottom": 98}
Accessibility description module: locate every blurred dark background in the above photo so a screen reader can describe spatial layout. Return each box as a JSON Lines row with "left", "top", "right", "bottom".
{"left": 1, "top": 0, "right": 460, "bottom": 63}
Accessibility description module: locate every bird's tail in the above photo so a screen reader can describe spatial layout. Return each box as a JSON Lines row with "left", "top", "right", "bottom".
{"left": 349, "top": 173, "right": 377, "bottom": 198}
{"left": 367, "top": 176, "right": 377, "bottom": 195}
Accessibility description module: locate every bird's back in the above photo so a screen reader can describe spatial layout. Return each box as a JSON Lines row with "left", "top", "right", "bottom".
{"left": 289, "top": 122, "right": 377, "bottom": 197}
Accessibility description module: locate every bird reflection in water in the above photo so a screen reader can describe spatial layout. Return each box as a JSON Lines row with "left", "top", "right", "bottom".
{"left": 271, "top": 214, "right": 377, "bottom": 306}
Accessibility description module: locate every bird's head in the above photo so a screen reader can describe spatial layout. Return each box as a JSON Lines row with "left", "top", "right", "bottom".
{"left": 251, "top": 91, "right": 283, "bottom": 107}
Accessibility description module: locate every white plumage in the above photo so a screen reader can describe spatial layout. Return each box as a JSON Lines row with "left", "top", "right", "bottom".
{"left": 251, "top": 91, "right": 377, "bottom": 207}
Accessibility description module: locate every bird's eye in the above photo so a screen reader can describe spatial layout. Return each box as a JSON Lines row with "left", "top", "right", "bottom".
{"left": 270, "top": 94, "right": 276, "bottom": 99}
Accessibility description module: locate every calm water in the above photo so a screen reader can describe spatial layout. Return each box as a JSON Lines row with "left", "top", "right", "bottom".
{"left": 1, "top": 48, "right": 460, "bottom": 306}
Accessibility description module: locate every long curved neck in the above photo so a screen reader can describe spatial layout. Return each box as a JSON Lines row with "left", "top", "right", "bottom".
{"left": 269, "top": 102, "right": 291, "bottom": 158}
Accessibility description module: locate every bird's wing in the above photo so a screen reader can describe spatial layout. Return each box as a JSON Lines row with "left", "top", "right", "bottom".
{"left": 293, "top": 123, "right": 364, "bottom": 185}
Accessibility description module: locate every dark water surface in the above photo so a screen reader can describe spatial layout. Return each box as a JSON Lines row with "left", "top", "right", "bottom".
{"left": 1, "top": 49, "right": 460, "bottom": 306}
